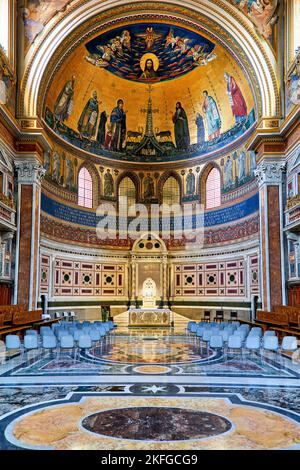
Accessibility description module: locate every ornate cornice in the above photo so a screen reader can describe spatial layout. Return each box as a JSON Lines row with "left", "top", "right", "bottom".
{"left": 247, "top": 106, "right": 300, "bottom": 157}
{"left": 255, "top": 160, "right": 286, "bottom": 188}
{"left": 41, "top": 232, "right": 259, "bottom": 259}
{"left": 40, "top": 212, "right": 259, "bottom": 249}
{"left": 286, "top": 194, "right": 300, "bottom": 211}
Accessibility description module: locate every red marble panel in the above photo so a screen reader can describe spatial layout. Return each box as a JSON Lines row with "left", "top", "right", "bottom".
{"left": 18, "top": 186, "right": 33, "bottom": 308}
{"left": 267, "top": 186, "right": 282, "bottom": 308}
{"left": 260, "top": 189, "right": 268, "bottom": 308}
{"left": 31, "top": 189, "right": 40, "bottom": 309}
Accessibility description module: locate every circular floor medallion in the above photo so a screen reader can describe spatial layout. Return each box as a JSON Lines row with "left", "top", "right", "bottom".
{"left": 133, "top": 365, "right": 171, "bottom": 374}
{"left": 81, "top": 407, "right": 232, "bottom": 441}
{"left": 91, "top": 338, "right": 215, "bottom": 363}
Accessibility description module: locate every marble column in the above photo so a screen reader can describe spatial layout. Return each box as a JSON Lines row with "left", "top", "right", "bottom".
{"left": 163, "top": 257, "right": 168, "bottom": 308}
{"left": 14, "top": 158, "right": 45, "bottom": 310}
{"left": 49, "top": 253, "right": 56, "bottom": 302}
{"left": 130, "top": 258, "right": 137, "bottom": 307}
{"left": 255, "top": 160, "right": 286, "bottom": 311}
{"left": 168, "top": 263, "right": 173, "bottom": 307}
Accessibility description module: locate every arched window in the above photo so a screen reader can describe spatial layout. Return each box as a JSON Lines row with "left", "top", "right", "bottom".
{"left": 78, "top": 167, "right": 93, "bottom": 208}
{"left": 206, "top": 168, "right": 221, "bottom": 209}
{"left": 118, "top": 177, "right": 136, "bottom": 212}
{"left": 163, "top": 177, "right": 180, "bottom": 205}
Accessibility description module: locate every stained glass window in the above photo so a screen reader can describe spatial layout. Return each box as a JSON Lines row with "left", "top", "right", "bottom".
{"left": 163, "top": 177, "right": 180, "bottom": 205}
{"left": 206, "top": 168, "right": 221, "bottom": 209}
{"left": 78, "top": 167, "right": 93, "bottom": 208}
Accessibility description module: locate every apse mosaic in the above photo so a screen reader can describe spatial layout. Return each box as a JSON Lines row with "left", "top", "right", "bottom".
{"left": 85, "top": 24, "right": 217, "bottom": 83}
{"left": 44, "top": 21, "right": 256, "bottom": 163}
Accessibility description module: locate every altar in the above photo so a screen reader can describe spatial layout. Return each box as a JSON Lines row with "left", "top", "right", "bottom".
{"left": 128, "top": 308, "right": 172, "bottom": 327}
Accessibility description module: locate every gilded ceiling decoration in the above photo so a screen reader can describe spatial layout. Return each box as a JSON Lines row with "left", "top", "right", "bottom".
{"left": 228, "top": 0, "right": 278, "bottom": 39}
{"left": 22, "top": 0, "right": 77, "bottom": 53}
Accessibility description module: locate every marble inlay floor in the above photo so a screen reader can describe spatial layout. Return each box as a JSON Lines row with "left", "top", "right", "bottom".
{"left": 0, "top": 327, "right": 300, "bottom": 450}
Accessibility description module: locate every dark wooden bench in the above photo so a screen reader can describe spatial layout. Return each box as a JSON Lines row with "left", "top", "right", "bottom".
{"left": 234, "top": 307, "right": 300, "bottom": 339}
{"left": 255, "top": 310, "right": 289, "bottom": 331}
{"left": 0, "top": 325, "right": 29, "bottom": 337}
{"left": 0, "top": 311, "right": 61, "bottom": 339}
{"left": 33, "top": 318, "right": 60, "bottom": 328}
{"left": 0, "top": 305, "right": 26, "bottom": 325}
{"left": 274, "top": 306, "right": 300, "bottom": 327}
{"left": 239, "top": 319, "right": 257, "bottom": 326}
{"left": 248, "top": 308, "right": 300, "bottom": 338}
{"left": 0, "top": 309, "right": 43, "bottom": 339}
{"left": 269, "top": 326, "right": 300, "bottom": 338}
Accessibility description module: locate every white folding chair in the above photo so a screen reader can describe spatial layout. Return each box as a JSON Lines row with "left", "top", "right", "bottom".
{"left": 262, "top": 335, "right": 279, "bottom": 361}
{"left": 281, "top": 336, "right": 298, "bottom": 352}
{"left": 244, "top": 335, "right": 261, "bottom": 360}
{"left": 57, "top": 334, "right": 75, "bottom": 362}
{"left": 5, "top": 335, "right": 22, "bottom": 362}
{"left": 24, "top": 335, "right": 39, "bottom": 359}
{"left": 226, "top": 335, "right": 243, "bottom": 359}
{"left": 209, "top": 335, "right": 224, "bottom": 352}
{"left": 42, "top": 335, "right": 57, "bottom": 355}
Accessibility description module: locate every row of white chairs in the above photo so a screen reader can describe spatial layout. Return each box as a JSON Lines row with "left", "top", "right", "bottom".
{"left": 3, "top": 321, "right": 115, "bottom": 358}
{"left": 187, "top": 321, "right": 240, "bottom": 332}
{"left": 188, "top": 321, "right": 275, "bottom": 339}
{"left": 187, "top": 321, "right": 298, "bottom": 354}
{"left": 203, "top": 332, "right": 297, "bottom": 354}
{"left": 195, "top": 324, "right": 266, "bottom": 339}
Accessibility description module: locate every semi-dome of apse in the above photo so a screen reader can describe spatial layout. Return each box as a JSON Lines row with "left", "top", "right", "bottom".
{"left": 43, "top": 20, "right": 256, "bottom": 166}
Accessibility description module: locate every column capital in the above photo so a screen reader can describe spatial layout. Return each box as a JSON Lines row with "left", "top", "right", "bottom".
{"left": 15, "top": 159, "right": 46, "bottom": 186}
{"left": 254, "top": 160, "right": 286, "bottom": 189}
{"left": 1, "top": 231, "right": 14, "bottom": 243}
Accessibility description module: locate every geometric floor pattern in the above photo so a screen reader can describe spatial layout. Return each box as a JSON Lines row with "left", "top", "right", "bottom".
{"left": 0, "top": 327, "right": 300, "bottom": 450}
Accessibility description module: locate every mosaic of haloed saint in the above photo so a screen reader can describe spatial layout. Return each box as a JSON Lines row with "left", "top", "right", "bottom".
{"left": 45, "top": 23, "right": 255, "bottom": 162}
{"left": 84, "top": 23, "right": 217, "bottom": 82}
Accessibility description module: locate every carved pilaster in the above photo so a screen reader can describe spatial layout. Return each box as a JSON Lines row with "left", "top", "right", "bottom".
{"left": 255, "top": 159, "right": 286, "bottom": 310}
{"left": 14, "top": 157, "right": 45, "bottom": 309}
